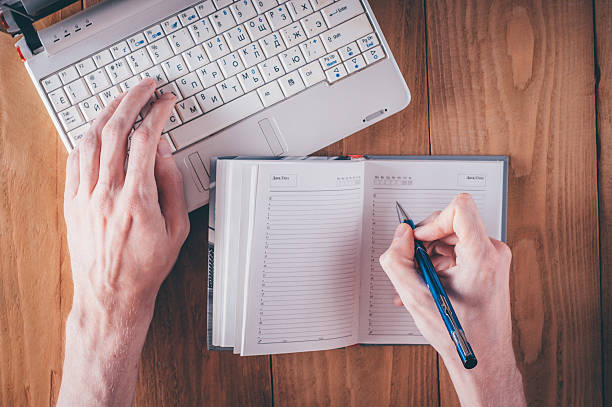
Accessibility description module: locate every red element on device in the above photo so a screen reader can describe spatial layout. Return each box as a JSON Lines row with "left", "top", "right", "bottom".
{"left": 0, "top": 11, "right": 8, "bottom": 30}
{"left": 349, "top": 154, "right": 364, "bottom": 159}
{"left": 16, "top": 46, "right": 26, "bottom": 62}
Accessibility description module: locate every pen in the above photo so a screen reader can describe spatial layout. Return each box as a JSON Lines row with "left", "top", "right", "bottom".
{"left": 395, "top": 202, "right": 477, "bottom": 369}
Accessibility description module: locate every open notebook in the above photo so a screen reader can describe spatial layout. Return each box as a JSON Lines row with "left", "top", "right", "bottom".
{"left": 207, "top": 156, "right": 508, "bottom": 356}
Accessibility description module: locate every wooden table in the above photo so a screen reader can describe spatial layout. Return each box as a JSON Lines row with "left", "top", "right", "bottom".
{"left": 1, "top": 0, "right": 610, "bottom": 405}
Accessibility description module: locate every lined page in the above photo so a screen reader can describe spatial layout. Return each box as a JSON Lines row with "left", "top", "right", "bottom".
{"left": 241, "top": 161, "right": 363, "bottom": 355}
{"left": 358, "top": 159, "right": 505, "bottom": 344}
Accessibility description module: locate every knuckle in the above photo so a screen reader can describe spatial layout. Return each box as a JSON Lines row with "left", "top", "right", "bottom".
{"left": 497, "top": 241, "right": 512, "bottom": 263}
{"left": 379, "top": 250, "right": 396, "bottom": 269}
{"left": 102, "top": 120, "right": 126, "bottom": 140}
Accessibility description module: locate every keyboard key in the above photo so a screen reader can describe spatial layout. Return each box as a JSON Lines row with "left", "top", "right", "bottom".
{"left": 176, "top": 72, "right": 204, "bottom": 98}
{"left": 67, "top": 122, "right": 90, "bottom": 145}
{"left": 245, "top": 15, "right": 271, "bottom": 41}
{"left": 265, "top": 5, "right": 292, "bottom": 31}
{"left": 280, "top": 23, "right": 306, "bottom": 47}
{"left": 196, "top": 61, "right": 225, "bottom": 87}
{"left": 210, "top": 8, "right": 236, "bottom": 34}
{"left": 75, "top": 58, "right": 96, "bottom": 76}
{"left": 253, "top": 0, "right": 278, "bottom": 13}
{"left": 363, "top": 45, "right": 385, "bottom": 64}
{"left": 300, "top": 11, "right": 327, "bottom": 37}
{"left": 204, "top": 35, "right": 230, "bottom": 60}
{"left": 64, "top": 78, "right": 91, "bottom": 104}
{"left": 141, "top": 65, "right": 169, "bottom": 87}
{"left": 58, "top": 106, "right": 84, "bottom": 131}
{"left": 171, "top": 91, "right": 264, "bottom": 149}
{"left": 161, "top": 55, "right": 188, "bottom": 81}
{"left": 258, "top": 56, "right": 285, "bottom": 81}
{"left": 239, "top": 42, "right": 266, "bottom": 67}
{"left": 319, "top": 51, "right": 340, "bottom": 69}
{"left": 321, "top": 13, "right": 371, "bottom": 52}
{"left": 257, "top": 80, "right": 284, "bottom": 106}
{"left": 126, "top": 49, "right": 153, "bottom": 74}
{"left": 325, "top": 64, "right": 347, "bottom": 82}
{"left": 93, "top": 50, "right": 113, "bottom": 68}
{"left": 338, "top": 41, "right": 359, "bottom": 60}
{"left": 213, "top": 0, "right": 233, "bottom": 8}
{"left": 321, "top": 0, "right": 363, "bottom": 27}
{"left": 344, "top": 54, "right": 366, "bottom": 73}
{"left": 197, "top": 0, "right": 216, "bottom": 17}
{"left": 237, "top": 66, "right": 264, "bottom": 92}
{"left": 259, "top": 32, "right": 286, "bottom": 57}
{"left": 144, "top": 25, "right": 164, "bottom": 42}
{"left": 195, "top": 87, "right": 223, "bottom": 112}
{"left": 230, "top": 0, "right": 257, "bottom": 24}
{"left": 188, "top": 17, "right": 216, "bottom": 43}
{"left": 217, "top": 76, "right": 244, "bottom": 102}
{"left": 162, "top": 15, "right": 182, "bottom": 34}
{"left": 310, "top": 0, "right": 334, "bottom": 11}
{"left": 157, "top": 81, "right": 182, "bottom": 99}
{"left": 58, "top": 66, "right": 79, "bottom": 84}
{"left": 48, "top": 88, "right": 70, "bottom": 112}
{"left": 85, "top": 69, "right": 111, "bottom": 92}
{"left": 169, "top": 28, "right": 196, "bottom": 54}
{"left": 42, "top": 74, "right": 62, "bottom": 92}
{"left": 106, "top": 59, "right": 133, "bottom": 84}
{"left": 79, "top": 96, "right": 103, "bottom": 121}
{"left": 358, "top": 32, "right": 379, "bottom": 51}
{"left": 299, "top": 36, "right": 325, "bottom": 62}
{"left": 176, "top": 96, "right": 203, "bottom": 121}
{"left": 99, "top": 86, "right": 122, "bottom": 106}
{"left": 298, "top": 60, "right": 325, "bottom": 86}
{"left": 278, "top": 70, "right": 305, "bottom": 96}
{"left": 179, "top": 8, "right": 200, "bottom": 26}
{"left": 110, "top": 41, "right": 131, "bottom": 59}
{"left": 279, "top": 46, "right": 306, "bottom": 71}
{"left": 147, "top": 38, "right": 174, "bottom": 65}
{"left": 163, "top": 108, "right": 182, "bottom": 132}
{"left": 183, "top": 45, "right": 210, "bottom": 70}
{"left": 224, "top": 25, "right": 250, "bottom": 51}
{"left": 119, "top": 76, "right": 142, "bottom": 92}
{"left": 219, "top": 52, "right": 245, "bottom": 77}
{"left": 127, "top": 32, "right": 148, "bottom": 51}
{"left": 286, "top": 1, "right": 313, "bottom": 20}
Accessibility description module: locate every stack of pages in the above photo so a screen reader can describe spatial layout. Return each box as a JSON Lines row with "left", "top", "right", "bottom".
{"left": 207, "top": 156, "right": 507, "bottom": 356}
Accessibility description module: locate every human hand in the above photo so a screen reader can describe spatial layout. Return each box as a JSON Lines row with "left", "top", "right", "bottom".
{"left": 64, "top": 79, "right": 190, "bottom": 320}
{"left": 379, "top": 193, "right": 525, "bottom": 406}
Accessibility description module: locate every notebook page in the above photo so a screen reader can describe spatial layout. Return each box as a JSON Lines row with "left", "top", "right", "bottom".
{"left": 240, "top": 161, "right": 364, "bottom": 355}
{"left": 358, "top": 159, "right": 505, "bottom": 344}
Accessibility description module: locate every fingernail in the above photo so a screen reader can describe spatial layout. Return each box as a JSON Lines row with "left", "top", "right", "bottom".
{"left": 159, "top": 93, "right": 176, "bottom": 101}
{"left": 140, "top": 78, "right": 156, "bottom": 88}
{"left": 393, "top": 223, "right": 409, "bottom": 239}
{"left": 157, "top": 138, "right": 173, "bottom": 158}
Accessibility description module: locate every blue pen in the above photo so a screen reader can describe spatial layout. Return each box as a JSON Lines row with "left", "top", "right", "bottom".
{"left": 395, "top": 202, "right": 477, "bottom": 369}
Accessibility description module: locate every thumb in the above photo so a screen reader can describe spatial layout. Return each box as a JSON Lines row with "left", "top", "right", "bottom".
{"left": 379, "top": 223, "right": 428, "bottom": 307}
{"left": 154, "top": 139, "right": 190, "bottom": 243}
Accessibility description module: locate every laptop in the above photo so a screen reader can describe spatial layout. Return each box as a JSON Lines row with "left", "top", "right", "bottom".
{"left": 6, "top": 0, "right": 410, "bottom": 211}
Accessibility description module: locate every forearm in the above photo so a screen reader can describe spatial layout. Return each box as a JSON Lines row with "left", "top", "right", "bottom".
{"left": 441, "top": 348, "right": 526, "bottom": 407}
{"left": 57, "top": 296, "right": 155, "bottom": 407}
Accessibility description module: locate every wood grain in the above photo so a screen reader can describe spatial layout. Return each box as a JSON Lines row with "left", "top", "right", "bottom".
{"left": 426, "top": 1, "right": 601, "bottom": 406}
{"left": 271, "top": 1, "right": 439, "bottom": 406}
{"left": 595, "top": 1, "right": 612, "bottom": 406}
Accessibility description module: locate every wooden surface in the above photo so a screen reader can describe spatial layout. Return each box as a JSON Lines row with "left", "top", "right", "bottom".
{"left": 0, "top": 0, "right": 608, "bottom": 406}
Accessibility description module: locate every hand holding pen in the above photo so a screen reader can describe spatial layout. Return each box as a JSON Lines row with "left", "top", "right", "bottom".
{"left": 379, "top": 195, "right": 526, "bottom": 405}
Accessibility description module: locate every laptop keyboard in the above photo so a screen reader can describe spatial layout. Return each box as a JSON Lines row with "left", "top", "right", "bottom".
{"left": 41, "top": 0, "right": 386, "bottom": 151}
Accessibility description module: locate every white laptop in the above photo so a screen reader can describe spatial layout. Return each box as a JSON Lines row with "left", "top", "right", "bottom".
{"left": 10, "top": 0, "right": 410, "bottom": 211}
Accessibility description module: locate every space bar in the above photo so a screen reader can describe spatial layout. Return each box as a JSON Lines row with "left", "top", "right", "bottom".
{"left": 169, "top": 92, "right": 264, "bottom": 150}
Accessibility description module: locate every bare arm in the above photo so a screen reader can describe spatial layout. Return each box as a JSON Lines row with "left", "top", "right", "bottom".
{"left": 57, "top": 79, "right": 189, "bottom": 406}
{"left": 379, "top": 194, "right": 526, "bottom": 407}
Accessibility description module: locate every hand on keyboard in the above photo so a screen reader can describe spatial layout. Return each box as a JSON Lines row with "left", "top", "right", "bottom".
{"left": 63, "top": 77, "right": 190, "bottom": 322}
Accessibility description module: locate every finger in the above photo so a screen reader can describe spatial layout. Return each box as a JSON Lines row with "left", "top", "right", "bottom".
{"left": 414, "top": 193, "right": 490, "bottom": 248}
{"left": 393, "top": 294, "right": 404, "bottom": 307}
{"left": 431, "top": 242, "right": 455, "bottom": 257}
{"left": 415, "top": 210, "right": 441, "bottom": 227}
{"left": 98, "top": 79, "right": 156, "bottom": 187}
{"left": 379, "top": 224, "right": 429, "bottom": 307}
{"left": 126, "top": 94, "right": 176, "bottom": 187}
{"left": 154, "top": 138, "right": 190, "bottom": 243}
{"left": 430, "top": 254, "right": 456, "bottom": 271}
{"left": 78, "top": 95, "right": 124, "bottom": 194}
{"left": 64, "top": 148, "right": 80, "bottom": 200}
